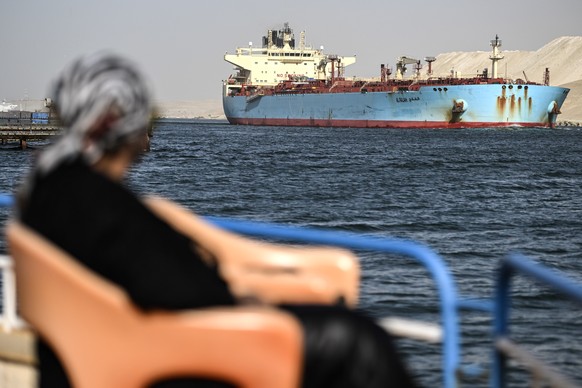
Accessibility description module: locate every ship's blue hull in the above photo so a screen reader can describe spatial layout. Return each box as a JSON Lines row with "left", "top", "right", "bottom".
{"left": 223, "top": 84, "right": 569, "bottom": 128}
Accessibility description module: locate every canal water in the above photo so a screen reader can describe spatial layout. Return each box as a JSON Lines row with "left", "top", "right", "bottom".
{"left": 1, "top": 120, "right": 582, "bottom": 386}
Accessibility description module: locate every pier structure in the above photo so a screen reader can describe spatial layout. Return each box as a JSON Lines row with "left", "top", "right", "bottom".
{"left": 0, "top": 126, "right": 153, "bottom": 151}
{"left": 0, "top": 126, "right": 62, "bottom": 149}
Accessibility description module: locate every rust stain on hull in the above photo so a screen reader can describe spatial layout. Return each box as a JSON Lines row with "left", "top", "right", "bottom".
{"left": 497, "top": 96, "right": 506, "bottom": 117}
{"left": 498, "top": 84, "right": 534, "bottom": 121}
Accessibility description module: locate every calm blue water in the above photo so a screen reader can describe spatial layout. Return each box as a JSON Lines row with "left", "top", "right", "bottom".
{"left": 1, "top": 120, "right": 582, "bottom": 386}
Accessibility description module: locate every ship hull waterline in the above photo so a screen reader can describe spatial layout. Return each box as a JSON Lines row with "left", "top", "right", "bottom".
{"left": 223, "top": 84, "right": 569, "bottom": 129}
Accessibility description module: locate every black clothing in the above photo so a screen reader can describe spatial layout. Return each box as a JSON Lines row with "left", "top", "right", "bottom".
{"left": 21, "top": 159, "right": 415, "bottom": 388}
{"left": 22, "top": 159, "right": 237, "bottom": 388}
{"left": 22, "top": 160, "right": 235, "bottom": 311}
{"left": 282, "top": 305, "right": 415, "bottom": 388}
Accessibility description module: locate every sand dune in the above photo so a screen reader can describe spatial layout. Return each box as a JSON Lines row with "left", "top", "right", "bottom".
{"left": 431, "top": 36, "right": 582, "bottom": 86}
{"left": 557, "top": 79, "right": 582, "bottom": 122}
{"left": 158, "top": 36, "right": 582, "bottom": 123}
{"left": 430, "top": 36, "right": 582, "bottom": 123}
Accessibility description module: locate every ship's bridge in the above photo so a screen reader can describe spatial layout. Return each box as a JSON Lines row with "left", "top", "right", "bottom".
{"left": 224, "top": 48, "right": 356, "bottom": 87}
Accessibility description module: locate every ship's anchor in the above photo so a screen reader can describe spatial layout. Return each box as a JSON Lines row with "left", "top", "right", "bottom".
{"left": 547, "top": 101, "right": 561, "bottom": 128}
{"left": 548, "top": 101, "right": 561, "bottom": 115}
{"left": 451, "top": 99, "right": 468, "bottom": 123}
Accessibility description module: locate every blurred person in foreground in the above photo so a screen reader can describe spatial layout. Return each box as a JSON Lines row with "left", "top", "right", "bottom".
{"left": 17, "top": 52, "right": 416, "bottom": 388}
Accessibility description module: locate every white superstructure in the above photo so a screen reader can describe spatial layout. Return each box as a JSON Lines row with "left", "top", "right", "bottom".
{"left": 224, "top": 23, "right": 356, "bottom": 93}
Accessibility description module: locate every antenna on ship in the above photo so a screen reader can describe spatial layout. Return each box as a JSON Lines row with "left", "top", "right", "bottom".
{"left": 489, "top": 34, "right": 504, "bottom": 79}
{"left": 544, "top": 67, "right": 550, "bottom": 86}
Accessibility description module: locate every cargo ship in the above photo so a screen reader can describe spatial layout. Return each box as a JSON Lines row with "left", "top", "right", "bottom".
{"left": 223, "top": 24, "right": 570, "bottom": 128}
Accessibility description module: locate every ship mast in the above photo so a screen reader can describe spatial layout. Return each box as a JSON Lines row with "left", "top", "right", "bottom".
{"left": 282, "top": 22, "right": 293, "bottom": 49}
{"left": 489, "top": 35, "right": 504, "bottom": 79}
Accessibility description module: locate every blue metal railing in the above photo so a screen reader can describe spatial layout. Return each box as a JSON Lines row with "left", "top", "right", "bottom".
{"left": 493, "top": 253, "right": 582, "bottom": 387}
{"left": 206, "top": 216, "right": 463, "bottom": 388}
{"left": 0, "top": 194, "right": 13, "bottom": 207}
{"left": 0, "top": 194, "right": 465, "bottom": 387}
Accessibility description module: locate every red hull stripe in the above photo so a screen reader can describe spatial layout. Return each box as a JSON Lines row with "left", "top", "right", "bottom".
{"left": 226, "top": 117, "right": 553, "bottom": 129}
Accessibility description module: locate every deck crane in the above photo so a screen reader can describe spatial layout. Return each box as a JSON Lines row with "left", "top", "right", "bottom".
{"left": 396, "top": 56, "right": 422, "bottom": 80}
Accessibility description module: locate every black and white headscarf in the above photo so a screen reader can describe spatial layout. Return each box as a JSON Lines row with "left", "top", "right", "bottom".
{"left": 37, "top": 51, "right": 153, "bottom": 174}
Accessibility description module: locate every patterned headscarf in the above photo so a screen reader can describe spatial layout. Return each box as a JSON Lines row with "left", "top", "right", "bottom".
{"left": 36, "top": 51, "right": 153, "bottom": 174}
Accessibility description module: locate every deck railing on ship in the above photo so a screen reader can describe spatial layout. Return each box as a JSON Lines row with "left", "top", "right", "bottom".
{"left": 493, "top": 253, "right": 582, "bottom": 387}
{"left": 0, "top": 193, "right": 468, "bottom": 387}
{"left": 1, "top": 192, "right": 581, "bottom": 387}
{"left": 206, "top": 216, "right": 467, "bottom": 388}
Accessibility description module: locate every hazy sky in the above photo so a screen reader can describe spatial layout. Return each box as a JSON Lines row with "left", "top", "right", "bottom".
{"left": 1, "top": 0, "right": 580, "bottom": 102}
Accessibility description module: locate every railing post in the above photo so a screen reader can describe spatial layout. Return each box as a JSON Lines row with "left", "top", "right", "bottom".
{"left": 0, "top": 194, "right": 14, "bottom": 207}
{"left": 1, "top": 194, "right": 18, "bottom": 331}
{"left": 492, "top": 260, "right": 512, "bottom": 388}
{"left": 0, "top": 255, "right": 18, "bottom": 332}
{"left": 206, "top": 217, "right": 462, "bottom": 388}
{"left": 493, "top": 254, "right": 582, "bottom": 387}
